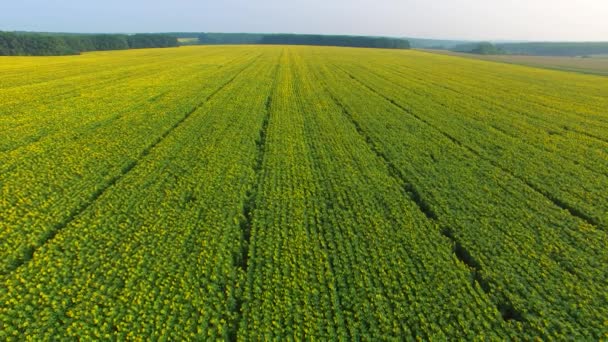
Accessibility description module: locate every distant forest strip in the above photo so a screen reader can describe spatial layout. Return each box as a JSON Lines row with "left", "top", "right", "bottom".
{"left": 197, "top": 33, "right": 411, "bottom": 49}
{"left": 422, "top": 49, "right": 608, "bottom": 76}
{"left": 450, "top": 41, "right": 608, "bottom": 56}
{"left": 0, "top": 32, "right": 178, "bottom": 56}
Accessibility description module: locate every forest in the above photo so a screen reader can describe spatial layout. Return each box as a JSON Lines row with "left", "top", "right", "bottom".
{"left": 0, "top": 32, "right": 178, "bottom": 56}
{"left": 496, "top": 42, "right": 608, "bottom": 56}
{"left": 198, "top": 33, "right": 410, "bottom": 49}
{"left": 451, "top": 41, "right": 608, "bottom": 56}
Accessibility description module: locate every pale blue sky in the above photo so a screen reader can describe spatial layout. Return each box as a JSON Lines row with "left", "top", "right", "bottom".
{"left": 1, "top": 0, "right": 607, "bottom": 41}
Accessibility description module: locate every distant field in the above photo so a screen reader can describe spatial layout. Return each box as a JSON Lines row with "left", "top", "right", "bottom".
{"left": 177, "top": 37, "right": 199, "bottom": 44}
{"left": 422, "top": 49, "right": 608, "bottom": 75}
{"left": 1, "top": 46, "right": 607, "bottom": 340}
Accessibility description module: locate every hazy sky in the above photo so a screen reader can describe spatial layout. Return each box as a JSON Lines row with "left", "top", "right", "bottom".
{"left": 2, "top": 0, "right": 607, "bottom": 41}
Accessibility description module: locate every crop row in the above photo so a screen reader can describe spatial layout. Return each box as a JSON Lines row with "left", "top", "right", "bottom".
{"left": 0, "top": 47, "right": 254, "bottom": 152}
{"left": 0, "top": 48, "right": 262, "bottom": 276}
{"left": 1, "top": 45, "right": 606, "bottom": 340}
{"left": 331, "top": 52, "right": 608, "bottom": 228}
{"left": 304, "top": 46, "right": 607, "bottom": 339}
{"left": 238, "top": 48, "right": 515, "bottom": 340}
{"left": 1, "top": 48, "right": 279, "bottom": 340}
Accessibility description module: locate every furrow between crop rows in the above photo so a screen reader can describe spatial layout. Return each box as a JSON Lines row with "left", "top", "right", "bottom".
{"left": 230, "top": 55, "right": 281, "bottom": 342}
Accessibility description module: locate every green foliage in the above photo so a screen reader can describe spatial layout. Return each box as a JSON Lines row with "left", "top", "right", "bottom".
{"left": 0, "top": 46, "right": 606, "bottom": 340}
{"left": 259, "top": 34, "right": 410, "bottom": 49}
{"left": 471, "top": 42, "right": 505, "bottom": 55}
{"left": 127, "top": 34, "right": 179, "bottom": 49}
{"left": 197, "top": 32, "right": 410, "bottom": 49}
{"left": 497, "top": 42, "right": 608, "bottom": 56}
{"left": 452, "top": 41, "right": 608, "bottom": 56}
{"left": 0, "top": 32, "right": 77, "bottom": 55}
{"left": 305, "top": 46, "right": 607, "bottom": 339}
{"left": 405, "top": 37, "right": 471, "bottom": 49}
{"left": 0, "top": 31, "right": 178, "bottom": 56}
{"left": 198, "top": 33, "right": 266, "bottom": 45}
{"left": 453, "top": 42, "right": 506, "bottom": 55}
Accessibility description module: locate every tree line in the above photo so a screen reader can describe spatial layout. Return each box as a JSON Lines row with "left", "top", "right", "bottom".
{"left": 452, "top": 42, "right": 506, "bottom": 55}
{"left": 0, "top": 32, "right": 178, "bottom": 56}
{"left": 496, "top": 42, "right": 608, "bottom": 56}
{"left": 198, "top": 33, "right": 410, "bottom": 49}
{"left": 452, "top": 41, "right": 608, "bottom": 56}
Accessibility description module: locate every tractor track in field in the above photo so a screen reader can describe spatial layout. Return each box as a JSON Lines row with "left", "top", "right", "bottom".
{"left": 229, "top": 52, "right": 281, "bottom": 342}
{"left": 4, "top": 54, "right": 262, "bottom": 277}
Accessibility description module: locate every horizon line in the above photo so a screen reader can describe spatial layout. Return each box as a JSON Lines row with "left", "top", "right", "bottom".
{"left": 2, "top": 29, "right": 607, "bottom": 43}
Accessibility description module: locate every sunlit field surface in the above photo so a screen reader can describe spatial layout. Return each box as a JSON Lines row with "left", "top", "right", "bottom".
{"left": 423, "top": 48, "right": 608, "bottom": 76}
{"left": 1, "top": 45, "right": 607, "bottom": 340}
